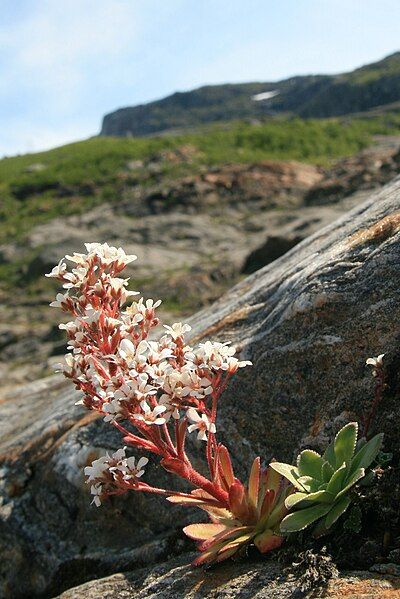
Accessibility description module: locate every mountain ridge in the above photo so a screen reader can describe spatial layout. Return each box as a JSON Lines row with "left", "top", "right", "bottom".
{"left": 100, "top": 51, "right": 400, "bottom": 137}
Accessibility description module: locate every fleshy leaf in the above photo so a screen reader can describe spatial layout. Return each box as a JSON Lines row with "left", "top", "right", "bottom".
{"left": 167, "top": 495, "right": 216, "bottom": 506}
{"left": 214, "top": 545, "right": 242, "bottom": 563}
{"left": 200, "top": 505, "right": 235, "bottom": 523}
{"left": 218, "top": 445, "right": 235, "bottom": 490}
{"left": 270, "top": 462, "right": 306, "bottom": 491}
{"left": 326, "top": 462, "right": 347, "bottom": 497}
{"left": 297, "top": 476, "right": 321, "bottom": 493}
{"left": 286, "top": 489, "right": 333, "bottom": 509}
{"left": 248, "top": 457, "right": 260, "bottom": 508}
{"left": 262, "top": 464, "right": 283, "bottom": 493}
{"left": 285, "top": 492, "right": 308, "bottom": 509}
{"left": 254, "top": 528, "right": 283, "bottom": 553}
{"left": 323, "top": 440, "right": 336, "bottom": 469}
{"left": 334, "top": 422, "right": 358, "bottom": 468}
{"left": 336, "top": 467, "right": 365, "bottom": 499}
{"left": 280, "top": 504, "right": 331, "bottom": 533}
{"left": 350, "top": 433, "right": 384, "bottom": 473}
{"left": 325, "top": 495, "right": 352, "bottom": 529}
{"left": 197, "top": 526, "right": 252, "bottom": 553}
{"left": 321, "top": 460, "right": 335, "bottom": 482}
{"left": 297, "top": 450, "right": 324, "bottom": 480}
{"left": 183, "top": 523, "right": 227, "bottom": 541}
{"left": 259, "top": 489, "right": 275, "bottom": 520}
{"left": 192, "top": 545, "right": 221, "bottom": 566}
{"left": 267, "top": 493, "right": 289, "bottom": 529}
{"left": 229, "top": 480, "right": 250, "bottom": 522}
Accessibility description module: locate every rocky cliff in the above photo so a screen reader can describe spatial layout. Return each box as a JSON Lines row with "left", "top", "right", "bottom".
{"left": 100, "top": 52, "right": 400, "bottom": 137}
{"left": 1, "top": 177, "right": 400, "bottom": 597}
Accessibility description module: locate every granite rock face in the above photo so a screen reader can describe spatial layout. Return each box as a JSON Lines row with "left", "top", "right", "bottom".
{"left": 57, "top": 553, "right": 400, "bottom": 599}
{"left": 1, "top": 178, "right": 400, "bottom": 597}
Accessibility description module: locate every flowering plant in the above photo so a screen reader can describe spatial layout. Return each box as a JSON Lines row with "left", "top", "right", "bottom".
{"left": 47, "top": 243, "right": 291, "bottom": 565}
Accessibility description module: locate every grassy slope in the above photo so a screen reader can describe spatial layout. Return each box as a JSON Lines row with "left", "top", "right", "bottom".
{"left": 342, "top": 52, "right": 400, "bottom": 85}
{"left": 2, "top": 114, "right": 400, "bottom": 250}
{"left": 0, "top": 112, "right": 400, "bottom": 330}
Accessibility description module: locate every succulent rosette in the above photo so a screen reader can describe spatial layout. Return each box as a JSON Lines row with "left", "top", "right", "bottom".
{"left": 271, "top": 422, "right": 383, "bottom": 537}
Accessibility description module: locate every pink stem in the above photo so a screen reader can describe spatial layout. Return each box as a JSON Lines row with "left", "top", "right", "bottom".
{"left": 364, "top": 369, "right": 385, "bottom": 438}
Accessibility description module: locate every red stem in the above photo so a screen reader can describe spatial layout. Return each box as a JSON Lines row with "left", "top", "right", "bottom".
{"left": 364, "top": 369, "right": 385, "bottom": 439}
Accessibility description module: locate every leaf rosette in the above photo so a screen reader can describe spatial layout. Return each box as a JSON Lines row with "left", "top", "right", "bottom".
{"left": 270, "top": 422, "right": 383, "bottom": 537}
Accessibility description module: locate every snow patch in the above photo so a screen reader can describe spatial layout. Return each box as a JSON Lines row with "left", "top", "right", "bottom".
{"left": 252, "top": 90, "right": 280, "bottom": 102}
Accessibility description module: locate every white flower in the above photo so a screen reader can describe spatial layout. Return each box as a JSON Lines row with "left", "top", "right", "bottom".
{"left": 90, "top": 483, "right": 103, "bottom": 507}
{"left": 114, "top": 375, "right": 157, "bottom": 404}
{"left": 195, "top": 341, "right": 252, "bottom": 373}
{"left": 65, "top": 252, "right": 86, "bottom": 265}
{"left": 186, "top": 407, "right": 216, "bottom": 441}
{"left": 109, "top": 277, "right": 128, "bottom": 291}
{"left": 159, "top": 394, "right": 181, "bottom": 421}
{"left": 144, "top": 298, "right": 162, "bottom": 310}
{"left": 84, "top": 242, "right": 137, "bottom": 266}
{"left": 182, "top": 370, "right": 213, "bottom": 398}
{"left": 225, "top": 357, "right": 253, "bottom": 374}
{"left": 62, "top": 266, "right": 89, "bottom": 289}
{"left": 147, "top": 341, "right": 174, "bottom": 364}
{"left": 366, "top": 354, "right": 385, "bottom": 368}
{"left": 366, "top": 354, "right": 385, "bottom": 376}
{"left": 84, "top": 456, "right": 109, "bottom": 481}
{"left": 118, "top": 339, "right": 148, "bottom": 365}
{"left": 111, "top": 447, "right": 127, "bottom": 461}
{"left": 102, "top": 398, "right": 124, "bottom": 422}
{"left": 59, "top": 320, "right": 78, "bottom": 332}
{"left": 164, "top": 322, "right": 191, "bottom": 340}
{"left": 60, "top": 353, "right": 75, "bottom": 375}
{"left": 45, "top": 259, "right": 67, "bottom": 278}
{"left": 80, "top": 307, "right": 102, "bottom": 325}
{"left": 121, "top": 456, "right": 149, "bottom": 480}
{"left": 134, "top": 401, "right": 167, "bottom": 426}
{"left": 49, "top": 292, "right": 69, "bottom": 308}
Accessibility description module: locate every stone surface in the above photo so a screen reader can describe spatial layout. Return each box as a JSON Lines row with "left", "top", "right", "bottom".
{"left": 1, "top": 178, "right": 400, "bottom": 597}
{"left": 1, "top": 138, "right": 399, "bottom": 388}
{"left": 57, "top": 554, "right": 400, "bottom": 599}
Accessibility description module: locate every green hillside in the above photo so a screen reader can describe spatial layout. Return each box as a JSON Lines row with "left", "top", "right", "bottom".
{"left": 2, "top": 113, "right": 400, "bottom": 248}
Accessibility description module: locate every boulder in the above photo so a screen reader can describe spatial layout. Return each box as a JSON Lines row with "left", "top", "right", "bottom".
{"left": 57, "top": 553, "right": 400, "bottom": 599}
{"left": 1, "top": 178, "right": 400, "bottom": 597}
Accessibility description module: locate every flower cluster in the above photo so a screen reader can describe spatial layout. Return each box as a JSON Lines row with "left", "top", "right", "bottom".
{"left": 84, "top": 447, "right": 149, "bottom": 506}
{"left": 48, "top": 243, "right": 267, "bottom": 563}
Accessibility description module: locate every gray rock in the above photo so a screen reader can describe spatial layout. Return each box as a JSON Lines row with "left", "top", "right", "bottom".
{"left": 57, "top": 553, "right": 400, "bottom": 598}
{"left": 1, "top": 178, "right": 400, "bottom": 597}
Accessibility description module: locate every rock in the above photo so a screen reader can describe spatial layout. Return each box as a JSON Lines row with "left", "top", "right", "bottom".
{"left": 305, "top": 142, "right": 400, "bottom": 205}
{"left": 126, "top": 159, "right": 144, "bottom": 171}
{"left": 2, "top": 178, "right": 400, "bottom": 598}
{"left": 370, "top": 563, "right": 400, "bottom": 577}
{"left": 57, "top": 553, "right": 400, "bottom": 598}
{"left": 24, "top": 163, "right": 46, "bottom": 173}
{"left": 240, "top": 204, "right": 365, "bottom": 273}
{"left": 242, "top": 234, "right": 303, "bottom": 273}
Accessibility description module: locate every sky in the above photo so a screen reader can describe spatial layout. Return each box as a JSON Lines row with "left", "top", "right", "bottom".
{"left": 1, "top": 0, "right": 400, "bottom": 157}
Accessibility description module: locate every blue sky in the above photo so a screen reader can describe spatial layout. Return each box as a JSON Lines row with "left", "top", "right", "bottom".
{"left": 1, "top": 0, "right": 400, "bottom": 157}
